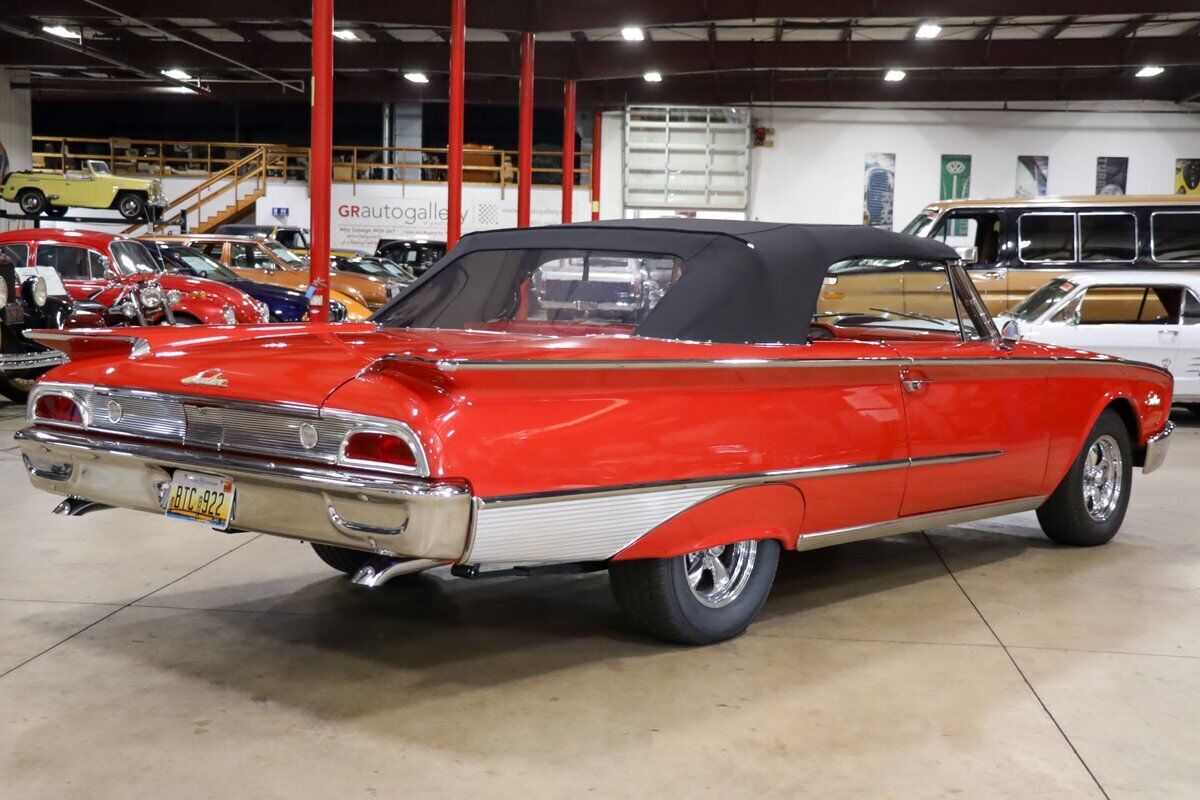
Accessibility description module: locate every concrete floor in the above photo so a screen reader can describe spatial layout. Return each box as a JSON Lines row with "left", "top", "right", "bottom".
{"left": 1, "top": 399, "right": 1198, "bottom": 800}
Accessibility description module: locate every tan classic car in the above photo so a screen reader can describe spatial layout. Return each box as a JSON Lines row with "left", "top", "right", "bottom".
{"left": 1, "top": 160, "right": 167, "bottom": 220}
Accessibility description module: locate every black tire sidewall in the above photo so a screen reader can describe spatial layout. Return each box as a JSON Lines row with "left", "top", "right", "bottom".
{"left": 666, "top": 539, "right": 781, "bottom": 643}
{"left": 117, "top": 193, "right": 145, "bottom": 220}
{"left": 18, "top": 189, "right": 45, "bottom": 215}
{"left": 1039, "top": 410, "right": 1133, "bottom": 546}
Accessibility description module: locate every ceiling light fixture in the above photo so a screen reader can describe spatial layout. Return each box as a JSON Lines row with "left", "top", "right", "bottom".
{"left": 404, "top": 72, "right": 430, "bottom": 84}
{"left": 915, "top": 23, "right": 942, "bottom": 39}
{"left": 621, "top": 27, "right": 645, "bottom": 41}
{"left": 884, "top": 70, "right": 907, "bottom": 82}
{"left": 42, "top": 25, "right": 80, "bottom": 40}
{"left": 333, "top": 29, "right": 358, "bottom": 41}
{"left": 1135, "top": 66, "right": 1164, "bottom": 78}
{"left": 161, "top": 68, "right": 193, "bottom": 81}
{"left": 643, "top": 71, "right": 662, "bottom": 82}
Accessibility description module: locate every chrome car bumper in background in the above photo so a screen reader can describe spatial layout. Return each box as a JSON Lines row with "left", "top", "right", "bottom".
{"left": 0, "top": 350, "right": 68, "bottom": 375}
{"left": 1142, "top": 421, "right": 1174, "bottom": 475}
{"left": 16, "top": 426, "right": 473, "bottom": 560}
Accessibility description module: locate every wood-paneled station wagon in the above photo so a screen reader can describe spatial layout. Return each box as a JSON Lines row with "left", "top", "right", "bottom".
{"left": 17, "top": 221, "right": 1175, "bottom": 644}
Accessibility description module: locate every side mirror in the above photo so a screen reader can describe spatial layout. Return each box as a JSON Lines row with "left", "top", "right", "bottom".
{"left": 954, "top": 246, "right": 979, "bottom": 265}
{"left": 1000, "top": 318, "right": 1022, "bottom": 343}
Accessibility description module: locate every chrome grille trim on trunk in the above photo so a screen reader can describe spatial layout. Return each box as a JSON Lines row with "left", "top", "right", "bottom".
{"left": 183, "top": 405, "right": 349, "bottom": 462}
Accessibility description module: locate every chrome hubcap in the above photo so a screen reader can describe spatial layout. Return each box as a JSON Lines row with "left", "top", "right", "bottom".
{"left": 1082, "top": 434, "right": 1123, "bottom": 522}
{"left": 684, "top": 540, "right": 757, "bottom": 608}
{"left": 120, "top": 197, "right": 139, "bottom": 215}
{"left": 21, "top": 195, "right": 39, "bottom": 212}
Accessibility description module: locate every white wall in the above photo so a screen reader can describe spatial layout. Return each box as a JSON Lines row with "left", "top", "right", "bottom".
{"left": 748, "top": 106, "right": 1200, "bottom": 230}
{"left": 0, "top": 68, "right": 32, "bottom": 233}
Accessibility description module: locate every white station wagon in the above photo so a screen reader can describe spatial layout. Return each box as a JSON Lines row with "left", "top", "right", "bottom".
{"left": 1002, "top": 270, "right": 1199, "bottom": 410}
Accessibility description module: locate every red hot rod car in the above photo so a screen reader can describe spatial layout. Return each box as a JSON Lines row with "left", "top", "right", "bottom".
{"left": 17, "top": 220, "right": 1174, "bottom": 644}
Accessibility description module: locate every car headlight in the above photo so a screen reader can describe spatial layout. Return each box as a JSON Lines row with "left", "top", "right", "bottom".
{"left": 166, "top": 289, "right": 183, "bottom": 306}
{"left": 222, "top": 305, "right": 237, "bottom": 325}
{"left": 24, "top": 277, "right": 48, "bottom": 308}
{"left": 257, "top": 300, "right": 271, "bottom": 323}
{"left": 117, "top": 301, "right": 138, "bottom": 318}
{"left": 330, "top": 301, "right": 347, "bottom": 323}
{"left": 140, "top": 284, "right": 163, "bottom": 308}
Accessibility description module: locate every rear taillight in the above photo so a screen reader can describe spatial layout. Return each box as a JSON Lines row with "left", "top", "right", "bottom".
{"left": 341, "top": 432, "right": 418, "bottom": 470}
{"left": 33, "top": 394, "right": 84, "bottom": 426}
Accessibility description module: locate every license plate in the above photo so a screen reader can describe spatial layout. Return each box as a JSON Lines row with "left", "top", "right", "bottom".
{"left": 164, "top": 471, "right": 235, "bottom": 530}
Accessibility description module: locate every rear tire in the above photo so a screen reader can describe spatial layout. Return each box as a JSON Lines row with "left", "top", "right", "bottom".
{"left": 116, "top": 192, "right": 146, "bottom": 220}
{"left": 1036, "top": 409, "right": 1132, "bottom": 547}
{"left": 44, "top": 205, "right": 68, "bottom": 218}
{"left": 310, "top": 543, "right": 372, "bottom": 575}
{"left": 609, "top": 539, "right": 780, "bottom": 645}
{"left": 16, "top": 189, "right": 46, "bottom": 216}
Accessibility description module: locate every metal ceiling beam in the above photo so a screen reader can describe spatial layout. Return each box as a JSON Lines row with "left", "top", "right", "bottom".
{"left": 25, "top": 68, "right": 1200, "bottom": 105}
{"left": 18, "top": 1, "right": 1200, "bottom": 31}
{"left": 4, "top": 36, "right": 1199, "bottom": 79}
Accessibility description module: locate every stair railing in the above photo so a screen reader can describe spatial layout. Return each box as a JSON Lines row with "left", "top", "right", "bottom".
{"left": 124, "top": 146, "right": 269, "bottom": 235}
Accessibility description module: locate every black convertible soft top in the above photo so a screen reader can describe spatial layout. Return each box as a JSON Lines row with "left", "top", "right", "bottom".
{"left": 405, "top": 219, "right": 960, "bottom": 345}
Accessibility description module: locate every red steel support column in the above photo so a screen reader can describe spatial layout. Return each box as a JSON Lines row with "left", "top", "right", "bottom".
{"left": 516, "top": 32, "right": 535, "bottom": 227}
{"left": 590, "top": 108, "right": 602, "bottom": 220}
{"left": 561, "top": 79, "right": 576, "bottom": 223}
{"left": 446, "top": 0, "right": 466, "bottom": 248}
{"left": 308, "top": 0, "right": 333, "bottom": 322}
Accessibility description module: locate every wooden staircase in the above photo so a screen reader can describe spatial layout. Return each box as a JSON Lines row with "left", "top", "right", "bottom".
{"left": 124, "top": 146, "right": 278, "bottom": 235}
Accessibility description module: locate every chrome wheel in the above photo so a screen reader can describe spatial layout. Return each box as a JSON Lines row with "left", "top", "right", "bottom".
{"left": 118, "top": 195, "right": 143, "bottom": 218}
{"left": 684, "top": 540, "right": 757, "bottom": 609}
{"left": 1083, "top": 434, "right": 1123, "bottom": 522}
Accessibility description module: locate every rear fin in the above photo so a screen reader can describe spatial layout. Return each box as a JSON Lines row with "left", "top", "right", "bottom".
{"left": 26, "top": 329, "right": 150, "bottom": 361}
{"left": 359, "top": 354, "right": 457, "bottom": 393}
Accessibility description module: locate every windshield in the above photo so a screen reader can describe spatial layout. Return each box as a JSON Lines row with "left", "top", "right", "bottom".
{"left": 263, "top": 239, "right": 306, "bottom": 266}
{"left": 338, "top": 259, "right": 390, "bottom": 275}
{"left": 1009, "top": 278, "right": 1076, "bottom": 322}
{"left": 88, "top": 161, "right": 112, "bottom": 175}
{"left": 900, "top": 209, "right": 940, "bottom": 238}
{"left": 159, "top": 245, "right": 241, "bottom": 281}
{"left": 109, "top": 241, "right": 159, "bottom": 275}
{"left": 375, "top": 248, "right": 684, "bottom": 336}
{"left": 274, "top": 229, "right": 309, "bottom": 250}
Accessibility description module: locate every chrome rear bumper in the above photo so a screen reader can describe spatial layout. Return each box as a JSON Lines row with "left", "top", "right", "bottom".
{"left": 15, "top": 426, "right": 473, "bottom": 560}
{"left": 1142, "top": 421, "right": 1174, "bottom": 475}
{"left": 0, "top": 350, "right": 67, "bottom": 375}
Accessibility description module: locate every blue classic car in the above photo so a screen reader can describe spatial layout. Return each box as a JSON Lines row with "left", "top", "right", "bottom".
{"left": 142, "top": 242, "right": 341, "bottom": 322}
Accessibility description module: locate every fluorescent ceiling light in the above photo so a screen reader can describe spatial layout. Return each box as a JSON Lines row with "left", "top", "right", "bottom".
{"left": 333, "top": 29, "right": 358, "bottom": 41}
{"left": 404, "top": 72, "right": 429, "bottom": 84}
{"left": 884, "top": 69, "right": 907, "bottom": 82}
{"left": 1135, "top": 66, "right": 1164, "bottom": 78}
{"left": 161, "top": 68, "right": 193, "bottom": 81}
{"left": 643, "top": 71, "right": 662, "bottom": 82}
{"left": 42, "top": 25, "right": 79, "bottom": 40}
{"left": 621, "top": 27, "right": 645, "bottom": 41}
{"left": 915, "top": 23, "right": 942, "bottom": 39}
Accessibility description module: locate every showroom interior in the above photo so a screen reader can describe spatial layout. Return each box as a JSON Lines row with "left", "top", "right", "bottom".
{"left": 1, "top": 2, "right": 1199, "bottom": 798}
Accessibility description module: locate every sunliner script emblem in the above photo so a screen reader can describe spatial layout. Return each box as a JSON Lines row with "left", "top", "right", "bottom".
{"left": 180, "top": 368, "right": 228, "bottom": 388}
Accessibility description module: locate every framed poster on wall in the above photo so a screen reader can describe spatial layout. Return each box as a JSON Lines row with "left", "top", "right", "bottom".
{"left": 863, "top": 153, "right": 895, "bottom": 228}
{"left": 1176, "top": 159, "right": 1200, "bottom": 196}
{"left": 1016, "top": 156, "right": 1048, "bottom": 197}
{"left": 1096, "top": 157, "right": 1128, "bottom": 195}
{"left": 940, "top": 155, "right": 971, "bottom": 234}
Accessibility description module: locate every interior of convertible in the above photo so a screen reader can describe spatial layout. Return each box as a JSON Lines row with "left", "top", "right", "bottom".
{"left": 376, "top": 248, "right": 987, "bottom": 344}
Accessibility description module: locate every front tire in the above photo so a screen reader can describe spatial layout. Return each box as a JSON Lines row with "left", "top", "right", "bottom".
{"left": 44, "top": 205, "right": 68, "bottom": 218}
{"left": 16, "top": 189, "right": 46, "bottom": 216}
{"left": 116, "top": 192, "right": 146, "bottom": 220}
{"left": 1036, "top": 409, "right": 1132, "bottom": 547}
{"left": 609, "top": 538, "right": 780, "bottom": 645}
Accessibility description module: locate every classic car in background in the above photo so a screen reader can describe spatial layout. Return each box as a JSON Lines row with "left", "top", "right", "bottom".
{"left": 0, "top": 242, "right": 74, "bottom": 403}
{"left": 375, "top": 238, "right": 446, "bottom": 276}
{"left": 156, "top": 234, "right": 377, "bottom": 316}
{"left": 1, "top": 159, "right": 167, "bottom": 220}
{"left": 1002, "top": 271, "right": 1199, "bottom": 412}
{"left": 0, "top": 230, "right": 267, "bottom": 328}
{"left": 213, "top": 223, "right": 358, "bottom": 260}
{"left": 140, "top": 240, "right": 342, "bottom": 323}
{"left": 332, "top": 255, "right": 417, "bottom": 285}
{"left": 901, "top": 194, "right": 1200, "bottom": 314}
{"left": 532, "top": 253, "right": 678, "bottom": 316}
{"left": 16, "top": 221, "right": 1174, "bottom": 645}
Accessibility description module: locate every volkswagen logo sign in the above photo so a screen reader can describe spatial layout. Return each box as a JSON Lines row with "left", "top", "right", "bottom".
{"left": 107, "top": 400, "right": 123, "bottom": 424}
{"left": 298, "top": 422, "right": 319, "bottom": 450}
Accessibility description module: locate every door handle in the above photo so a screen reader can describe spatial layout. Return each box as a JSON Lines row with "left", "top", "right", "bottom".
{"left": 902, "top": 378, "right": 933, "bottom": 393}
{"left": 981, "top": 271, "right": 1004, "bottom": 280}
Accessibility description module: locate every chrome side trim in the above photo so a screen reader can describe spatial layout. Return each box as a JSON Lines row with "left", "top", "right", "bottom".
{"left": 794, "top": 496, "right": 1046, "bottom": 552}
{"left": 481, "top": 450, "right": 1002, "bottom": 508}
{"left": 1142, "top": 421, "right": 1174, "bottom": 475}
{"left": 432, "top": 356, "right": 1151, "bottom": 373}
{"left": 0, "top": 350, "right": 68, "bottom": 373}
{"left": 26, "top": 331, "right": 150, "bottom": 358}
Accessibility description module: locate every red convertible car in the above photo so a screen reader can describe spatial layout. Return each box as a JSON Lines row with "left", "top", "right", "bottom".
{"left": 16, "top": 221, "right": 1174, "bottom": 644}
